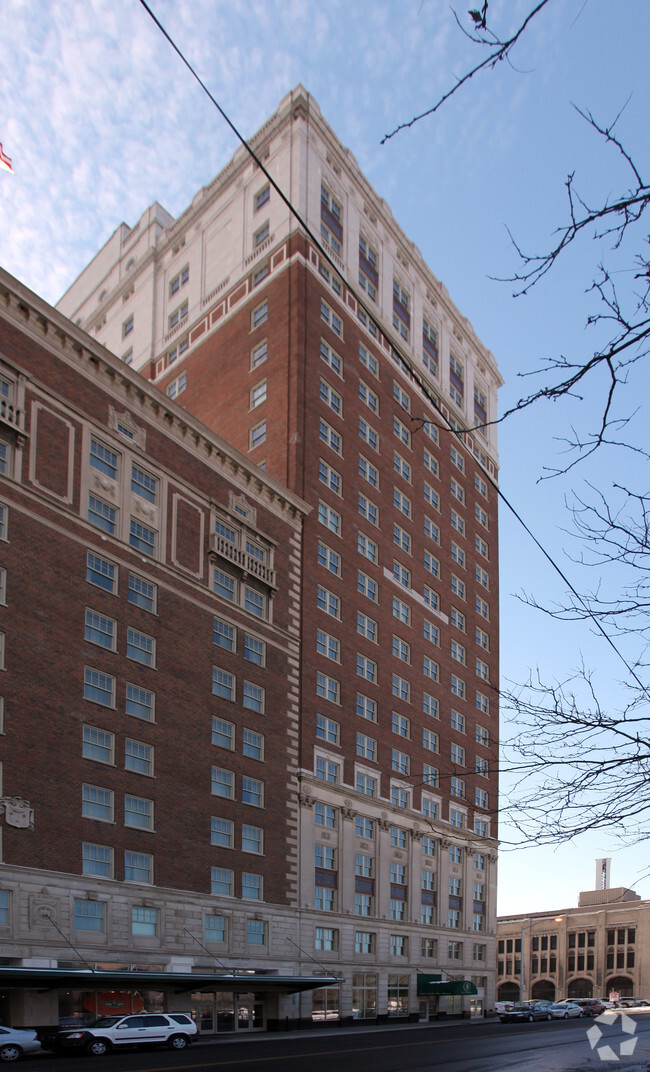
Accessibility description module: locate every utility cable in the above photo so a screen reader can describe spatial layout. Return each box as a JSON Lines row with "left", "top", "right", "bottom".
{"left": 136, "top": 0, "right": 650, "bottom": 704}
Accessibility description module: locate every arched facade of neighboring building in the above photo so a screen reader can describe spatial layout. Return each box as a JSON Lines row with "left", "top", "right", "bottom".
{"left": 531, "top": 980, "right": 556, "bottom": 1001}
{"left": 567, "top": 978, "right": 593, "bottom": 998}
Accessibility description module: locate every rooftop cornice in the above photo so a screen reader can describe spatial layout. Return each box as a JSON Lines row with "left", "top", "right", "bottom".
{"left": 0, "top": 268, "right": 310, "bottom": 525}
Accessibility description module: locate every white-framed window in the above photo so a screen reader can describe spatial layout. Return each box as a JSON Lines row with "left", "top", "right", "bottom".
{"left": 251, "top": 300, "right": 268, "bottom": 329}
{"left": 128, "top": 574, "right": 157, "bottom": 613}
{"left": 247, "top": 919, "right": 267, "bottom": 944}
{"left": 357, "top": 653, "right": 377, "bottom": 683}
{"left": 356, "top": 770, "right": 377, "bottom": 796}
{"left": 250, "top": 380, "right": 267, "bottom": 409}
{"left": 476, "top": 690, "right": 490, "bottom": 714}
{"left": 129, "top": 519, "right": 156, "bottom": 557}
{"left": 168, "top": 299, "right": 189, "bottom": 331}
{"left": 424, "top": 550, "right": 439, "bottom": 578}
{"left": 449, "top": 808, "right": 465, "bottom": 829}
{"left": 315, "top": 885, "right": 337, "bottom": 912}
{"left": 317, "top": 714, "right": 340, "bottom": 744}
{"left": 242, "top": 727, "right": 264, "bottom": 760}
{"left": 392, "top": 674, "right": 410, "bottom": 703}
{"left": 320, "top": 378, "right": 343, "bottom": 416}
{"left": 242, "top": 825, "right": 264, "bottom": 854}
{"left": 357, "top": 693, "right": 377, "bottom": 722}
{"left": 86, "top": 551, "right": 117, "bottom": 594}
{"left": 358, "top": 235, "right": 378, "bottom": 300}
{"left": 82, "top": 842, "right": 113, "bottom": 878}
{"left": 475, "top": 787, "right": 489, "bottom": 809}
{"left": 126, "top": 683, "right": 154, "bottom": 722}
{"left": 359, "top": 455, "right": 379, "bottom": 488}
{"left": 355, "top": 893, "right": 374, "bottom": 917}
{"left": 423, "top": 620, "right": 439, "bottom": 646}
{"left": 450, "top": 776, "right": 465, "bottom": 799}
{"left": 451, "top": 710, "right": 465, "bottom": 733}
{"left": 212, "top": 667, "right": 235, "bottom": 701}
{"left": 423, "top": 728, "right": 439, "bottom": 754}
{"left": 320, "top": 418, "right": 342, "bottom": 455}
{"left": 125, "top": 738, "right": 153, "bottom": 775}
{"left": 474, "top": 818, "right": 489, "bottom": 837}
{"left": 167, "top": 372, "right": 187, "bottom": 399}
{"left": 423, "top": 692, "right": 439, "bottom": 719}
{"left": 122, "top": 314, "right": 134, "bottom": 338}
{"left": 131, "top": 464, "right": 158, "bottom": 505}
{"left": 317, "top": 629, "right": 341, "bottom": 662}
{"left": 318, "top": 541, "right": 341, "bottom": 576}
{"left": 169, "top": 264, "right": 189, "bottom": 296}
{"left": 88, "top": 494, "right": 117, "bottom": 536}
{"left": 357, "top": 570, "right": 378, "bottom": 602}
{"left": 476, "top": 658, "right": 490, "bottom": 681}
{"left": 423, "top": 449, "right": 438, "bottom": 476}
{"left": 320, "top": 183, "right": 343, "bottom": 254}
{"left": 211, "top": 817, "right": 234, "bottom": 848}
{"left": 125, "top": 850, "right": 153, "bottom": 884}
{"left": 85, "top": 609, "right": 116, "bottom": 651}
{"left": 356, "top": 732, "right": 377, "bottom": 760}
{"left": 423, "top": 586, "right": 439, "bottom": 611}
{"left": 315, "top": 803, "right": 338, "bottom": 828}
{"left": 205, "top": 914, "right": 227, "bottom": 943}
{"left": 254, "top": 220, "right": 270, "bottom": 248}
{"left": 358, "top": 416, "right": 379, "bottom": 451}
{"left": 392, "top": 711, "right": 410, "bottom": 737}
{"left": 391, "top": 749, "right": 410, "bottom": 775}
{"left": 213, "top": 618, "right": 235, "bottom": 652}
{"left": 476, "top": 725, "right": 490, "bottom": 746}
{"left": 451, "top": 743, "right": 466, "bottom": 766}
{"left": 392, "top": 560, "right": 411, "bottom": 588}
{"left": 392, "top": 635, "right": 410, "bottom": 663}
{"left": 315, "top": 756, "right": 340, "bottom": 783}
{"left": 424, "top": 482, "right": 439, "bottom": 511}
{"left": 422, "top": 317, "right": 438, "bottom": 374}
{"left": 82, "top": 725, "right": 114, "bottom": 765}
{"left": 359, "top": 380, "right": 379, "bottom": 413}
{"left": 476, "top": 756, "right": 489, "bottom": 777}
{"left": 73, "top": 899, "right": 105, "bottom": 932}
{"left": 355, "top": 816, "right": 375, "bottom": 839}
{"left": 359, "top": 343, "right": 379, "bottom": 377}
{"left": 211, "top": 867, "right": 233, "bottom": 896}
{"left": 476, "top": 627, "right": 489, "bottom": 650}
{"left": 475, "top": 473, "right": 489, "bottom": 497}
{"left": 125, "top": 794, "right": 153, "bottom": 830}
{"left": 450, "top": 478, "right": 465, "bottom": 504}
{"left": 127, "top": 628, "right": 155, "bottom": 667}
{"left": 392, "top": 279, "right": 410, "bottom": 340}
{"left": 393, "top": 452, "right": 411, "bottom": 483}
{"left": 451, "top": 608, "right": 466, "bottom": 631}
{"left": 451, "top": 575, "right": 466, "bottom": 600}
{"left": 84, "top": 667, "right": 115, "bottom": 708}
{"left": 320, "top": 299, "right": 343, "bottom": 338}
{"left": 393, "top": 416, "right": 411, "bottom": 448}
{"left": 476, "top": 535, "right": 489, "bottom": 559}
{"left": 393, "top": 488, "right": 412, "bottom": 519}
{"left": 449, "top": 354, "right": 464, "bottom": 407}
{"left": 423, "top": 656, "right": 439, "bottom": 681}
{"left": 392, "top": 525, "right": 411, "bottom": 559}
{"left": 451, "top": 640, "right": 466, "bottom": 665}
{"left": 82, "top": 783, "right": 113, "bottom": 822}
{"left": 316, "top": 672, "right": 341, "bottom": 704}
{"left": 476, "top": 596, "right": 490, "bottom": 619}
{"left": 317, "top": 585, "right": 340, "bottom": 619}
{"left": 211, "top": 767, "right": 234, "bottom": 799}
{"left": 242, "top": 681, "right": 265, "bottom": 713}
{"left": 391, "top": 784, "right": 410, "bottom": 809}
{"left": 450, "top": 674, "right": 465, "bottom": 699}
{"left": 392, "top": 596, "right": 410, "bottom": 625}
{"left": 319, "top": 459, "right": 342, "bottom": 495}
{"left": 251, "top": 339, "right": 268, "bottom": 369}
{"left": 357, "top": 611, "right": 377, "bottom": 642}
{"left": 255, "top": 184, "right": 270, "bottom": 211}
{"left": 320, "top": 339, "right": 343, "bottom": 376}
{"left": 357, "top": 532, "right": 378, "bottom": 564}
{"left": 358, "top": 493, "right": 379, "bottom": 526}
{"left": 250, "top": 420, "right": 267, "bottom": 449}
{"left": 318, "top": 500, "right": 341, "bottom": 536}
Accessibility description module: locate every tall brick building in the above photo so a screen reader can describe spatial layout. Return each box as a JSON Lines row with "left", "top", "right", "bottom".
{"left": 1, "top": 86, "right": 502, "bottom": 1030}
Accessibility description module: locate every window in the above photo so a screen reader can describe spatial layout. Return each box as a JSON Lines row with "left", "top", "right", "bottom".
{"left": 359, "top": 455, "right": 379, "bottom": 488}
{"left": 242, "top": 727, "right": 264, "bottom": 760}
{"left": 88, "top": 494, "right": 117, "bottom": 535}
{"left": 392, "top": 635, "right": 410, "bottom": 663}
{"left": 86, "top": 552, "right": 117, "bottom": 593}
{"left": 320, "top": 299, "right": 343, "bottom": 338}
{"left": 476, "top": 658, "right": 490, "bottom": 681}
{"left": 423, "top": 656, "right": 439, "bottom": 681}
{"left": 126, "top": 683, "right": 154, "bottom": 722}
{"left": 167, "top": 373, "right": 186, "bottom": 399}
{"left": 476, "top": 536, "right": 489, "bottom": 559}
{"left": 357, "top": 693, "right": 377, "bottom": 722}
{"left": 250, "top": 340, "right": 268, "bottom": 370}
{"left": 392, "top": 596, "right": 411, "bottom": 625}
{"left": 242, "top": 873, "right": 262, "bottom": 899}
{"left": 125, "top": 794, "right": 153, "bottom": 830}
{"left": 317, "top": 714, "right": 340, "bottom": 744}
{"left": 451, "top": 710, "right": 466, "bottom": 734}
{"left": 392, "top": 279, "right": 410, "bottom": 340}
{"left": 315, "top": 803, "right": 338, "bottom": 828}
{"left": 247, "top": 919, "right": 267, "bottom": 945}
{"left": 250, "top": 380, "right": 267, "bottom": 409}
{"left": 211, "top": 618, "right": 235, "bottom": 653}
{"left": 424, "top": 484, "right": 439, "bottom": 513}
{"left": 356, "top": 771, "right": 377, "bottom": 796}
{"left": 451, "top": 743, "right": 466, "bottom": 766}
{"left": 74, "top": 900, "right": 104, "bottom": 932}
{"left": 318, "top": 501, "right": 341, "bottom": 535}
{"left": 355, "top": 816, "right": 375, "bottom": 839}
{"left": 254, "top": 220, "right": 270, "bottom": 248}
{"left": 358, "top": 493, "right": 379, "bottom": 526}
{"left": 317, "top": 585, "right": 340, "bottom": 619}
{"left": 357, "top": 571, "right": 378, "bottom": 602}
{"left": 422, "top": 317, "right": 438, "bottom": 373}
{"left": 129, "top": 519, "right": 156, "bottom": 557}
{"left": 424, "top": 550, "right": 439, "bottom": 578}
{"left": 355, "top": 893, "right": 374, "bottom": 917}
{"left": 424, "top": 620, "right": 439, "bottom": 647}
{"left": 211, "top": 817, "right": 233, "bottom": 848}
{"left": 131, "top": 464, "right": 158, "bottom": 505}
{"left": 315, "top": 886, "right": 337, "bottom": 912}
{"left": 476, "top": 597, "right": 490, "bottom": 620}
{"left": 392, "top": 711, "right": 410, "bottom": 737}
{"left": 476, "top": 758, "right": 489, "bottom": 779}
{"left": 393, "top": 523, "right": 411, "bottom": 554}
{"left": 242, "top": 776, "right": 263, "bottom": 807}
{"left": 449, "top": 808, "right": 465, "bottom": 829}
{"left": 212, "top": 667, "right": 234, "bottom": 701}
{"left": 127, "top": 628, "right": 155, "bottom": 667}
{"left": 393, "top": 451, "right": 411, "bottom": 482}
{"left": 355, "top": 931, "right": 375, "bottom": 954}
{"left": 423, "top": 729, "right": 439, "bottom": 754}
{"left": 320, "top": 418, "right": 342, "bottom": 455}
{"left": 356, "top": 733, "right": 377, "bottom": 761}
{"left": 358, "top": 235, "right": 378, "bottom": 300}
{"left": 316, "top": 547, "right": 342, "bottom": 585}
{"left": 359, "top": 380, "right": 379, "bottom": 413}
{"left": 359, "top": 343, "right": 379, "bottom": 377}
{"left": 476, "top": 627, "right": 489, "bottom": 651}
{"left": 82, "top": 725, "right": 114, "bottom": 764}
{"left": 84, "top": 668, "right": 115, "bottom": 707}
{"left": 450, "top": 777, "right": 465, "bottom": 799}
{"left": 82, "top": 784, "right": 113, "bottom": 822}
{"left": 169, "top": 265, "right": 189, "bottom": 296}
{"left": 316, "top": 672, "right": 340, "bottom": 704}
{"left": 424, "top": 517, "right": 440, "bottom": 544}
{"left": 392, "top": 674, "right": 410, "bottom": 703}
{"left": 449, "top": 354, "right": 464, "bottom": 407}
{"left": 357, "top": 653, "right": 377, "bottom": 682}
{"left": 474, "top": 852, "right": 486, "bottom": 870}
{"left": 320, "top": 339, "right": 343, "bottom": 376}
{"left": 475, "top": 788, "right": 488, "bottom": 809}
{"left": 82, "top": 842, "right": 113, "bottom": 878}
{"left": 424, "top": 586, "right": 439, "bottom": 611}
{"left": 357, "top": 532, "right": 378, "bottom": 563}
{"left": 168, "top": 297, "right": 189, "bottom": 330}
{"left": 451, "top": 575, "right": 466, "bottom": 600}
{"left": 211, "top": 767, "right": 234, "bottom": 799}
{"left": 255, "top": 184, "right": 270, "bottom": 211}
{"left": 85, "top": 610, "right": 116, "bottom": 651}
{"left": 243, "top": 681, "right": 265, "bottom": 713}
{"left": 357, "top": 612, "right": 377, "bottom": 642}
{"left": 210, "top": 866, "right": 233, "bottom": 896}
{"left": 212, "top": 717, "right": 235, "bottom": 750}
{"left": 320, "top": 184, "right": 343, "bottom": 254}
{"left": 128, "top": 574, "right": 156, "bottom": 613}
{"left": 125, "top": 850, "right": 152, "bottom": 884}
{"left": 393, "top": 489, "right": 412, "bottom": 519}
{"left": 451, "top": 608, "right": 466, "bottom": 632}
{"left": 90, "top": 438, "right": 119, "bottom": 480}
{"left": 166, "top": 336, "right": 188, "bottom": 365}
{"left": 205, "top": 915, "right": 226, "bottom": 943}
{"left": 392, "top": 561, "right": 411, "bottom": 588}
{"left": 392, "top": 749, "right": 410, "bottom": 775}
{"left": 451, "top": 641, "right": 466, "bottom": 665}
{"left": 315, "top": 927, "right": 338, "bottom": 951}
{"left": 391, "top": 785, "right": 410, "bottom": 809}
{"left": 250, "top": 421, "right": 267, "bottom": 449}
{"left": 423, "top": 692, "right": 439, "bottom": 719}
{"left": 252, "top": 300, "right": 268, "bottom": 329}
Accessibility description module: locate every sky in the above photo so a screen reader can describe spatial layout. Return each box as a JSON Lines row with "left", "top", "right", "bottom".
{"left": 1, "top": 0, "right": 649, "bottom": 915}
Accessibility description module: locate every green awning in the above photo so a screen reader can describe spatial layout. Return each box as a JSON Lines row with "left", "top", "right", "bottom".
{"left": 417, "top": 976, "right": 478, "bottom": 996}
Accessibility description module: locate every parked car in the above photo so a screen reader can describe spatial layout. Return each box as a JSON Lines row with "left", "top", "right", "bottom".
{"left": 617, "top": 998, "right": 649, "bottom": 1008}
{"left": 494, "top": 1001, "right": 515, "bottom": 1013}
{"left": 499, "top": 1003, "right": 553, "bottom": 1023}
{"left": 554, "top": 998, "right": 606, "bottom": 1017}
{"left": 44, "top": 1013, "right": 197, "bottom": 1056}
{"left": 548, "top": 1002, "right": 583, "bottom": 1019}
{"left": 0, "top": 1026, "right": 42, "bottom": 1062}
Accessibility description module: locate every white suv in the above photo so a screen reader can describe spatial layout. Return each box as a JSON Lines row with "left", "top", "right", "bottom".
{"left": 50, "top": 1012, "right": 197, "bottom": 1055}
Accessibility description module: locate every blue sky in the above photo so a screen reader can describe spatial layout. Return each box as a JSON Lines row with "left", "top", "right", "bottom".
{"left": 2, "top": 0, "right": 649, "bottom": 914}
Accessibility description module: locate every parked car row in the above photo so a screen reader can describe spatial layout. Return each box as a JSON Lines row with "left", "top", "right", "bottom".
{"left": 498, "top": 996, "right": 650, "bottom": 1023}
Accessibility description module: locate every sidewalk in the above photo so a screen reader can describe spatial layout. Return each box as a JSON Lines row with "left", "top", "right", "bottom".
{"left": 191, "top": 1015, "right": 495, "bottom": 1045}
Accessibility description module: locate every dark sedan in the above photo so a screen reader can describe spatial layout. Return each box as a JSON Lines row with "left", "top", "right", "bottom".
{"left": 499, "top": 1003, "right": 553, "bottom": 1023}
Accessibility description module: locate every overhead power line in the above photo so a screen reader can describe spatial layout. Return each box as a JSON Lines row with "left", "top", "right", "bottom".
{"left": 136, "top": 0, "right": 650, "bottom": 704}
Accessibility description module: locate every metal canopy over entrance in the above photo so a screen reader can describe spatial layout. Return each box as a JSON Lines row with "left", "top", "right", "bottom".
{"left": 0, "top": 967, "right": 339, "bottom": 995}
